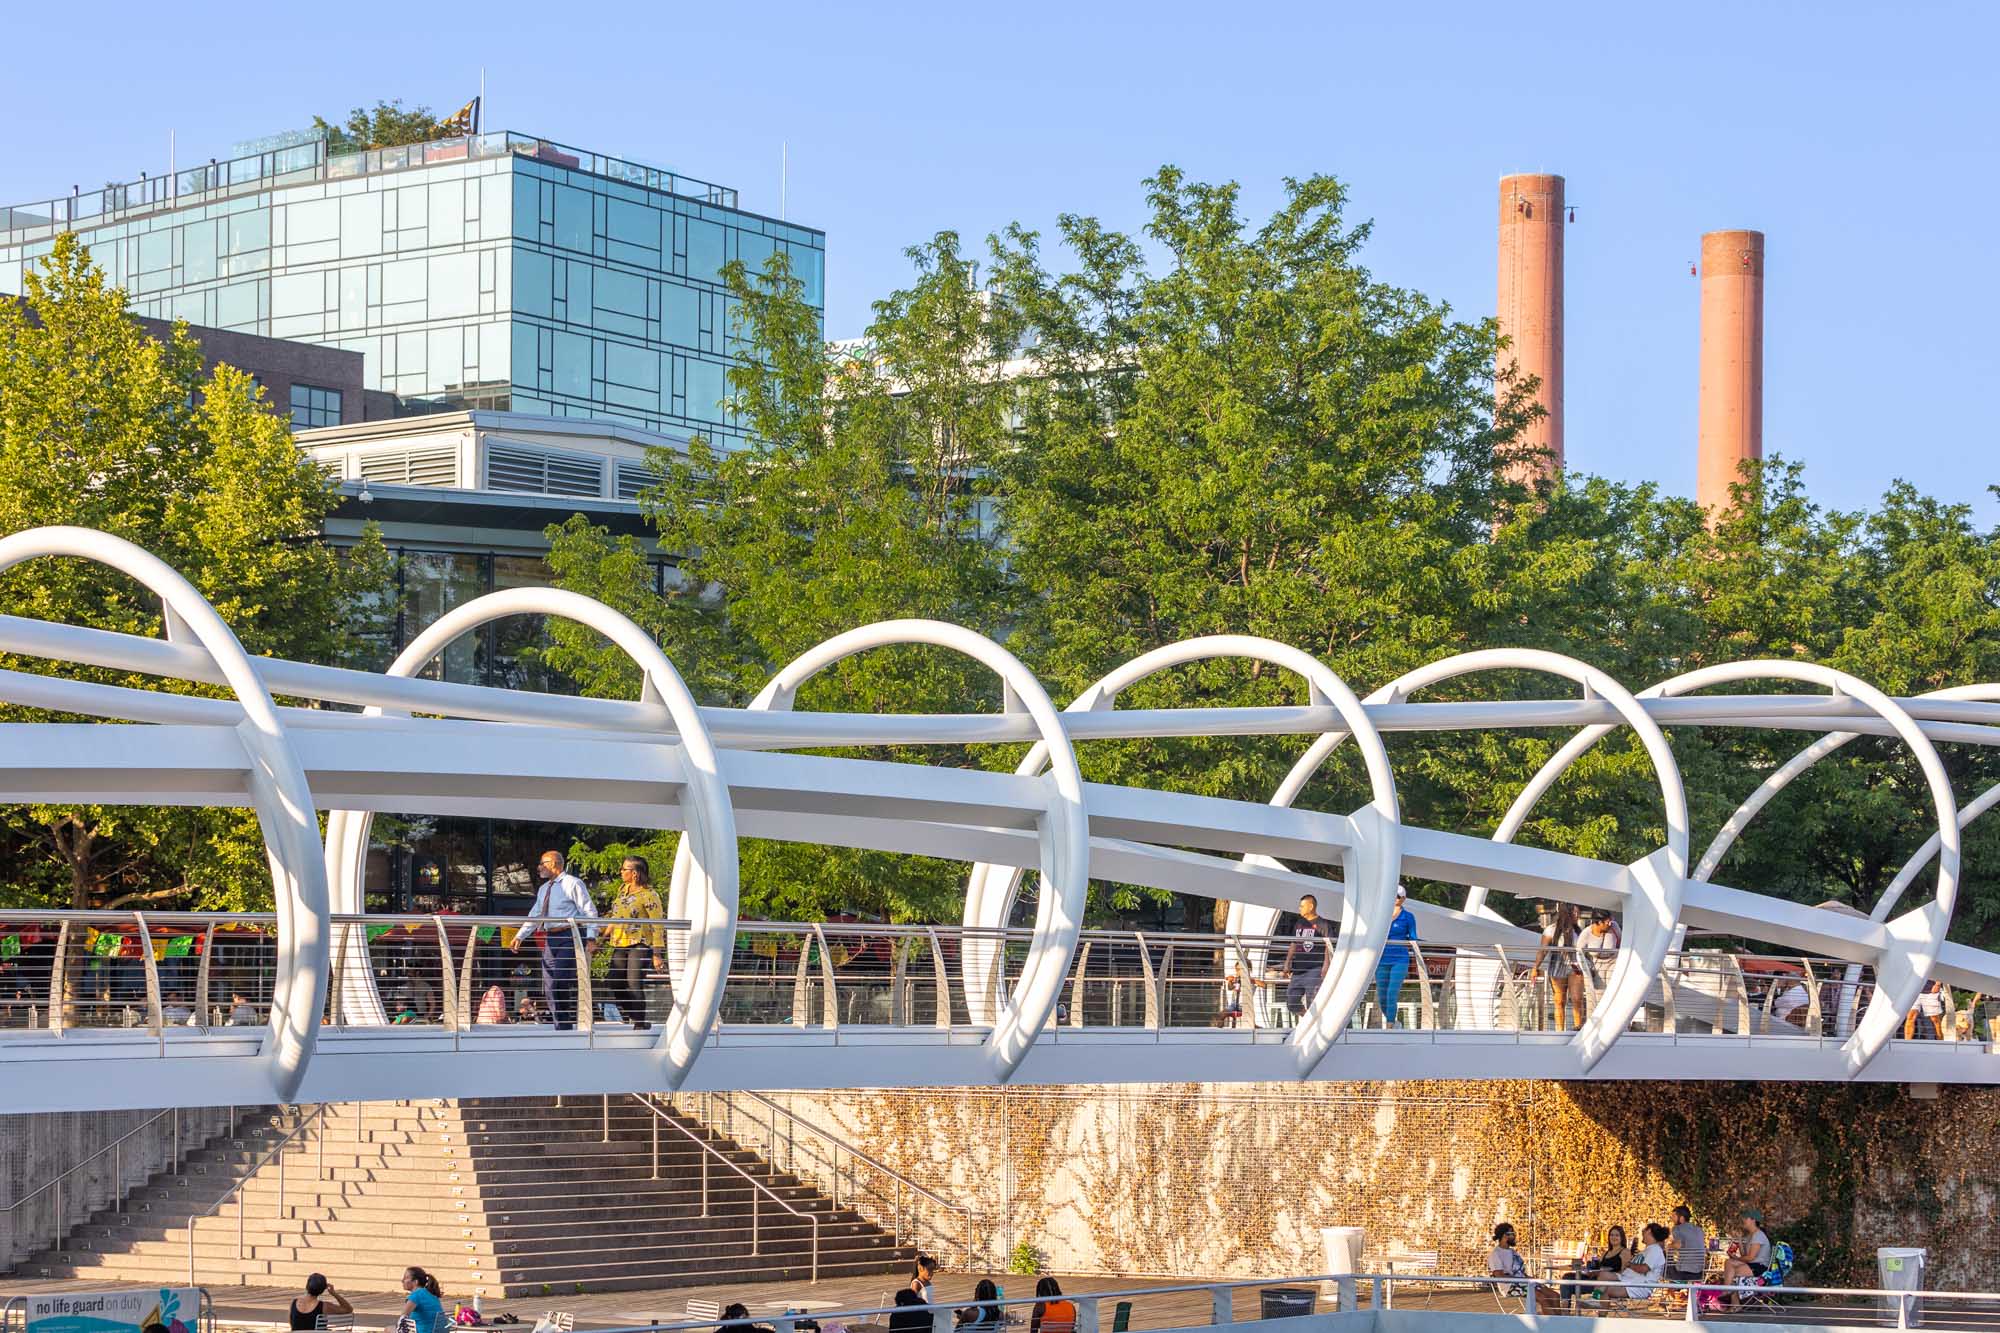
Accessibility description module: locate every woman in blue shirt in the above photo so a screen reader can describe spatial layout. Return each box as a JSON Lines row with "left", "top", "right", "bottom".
{"left": 399, "top": 1267, "right": 443, "bottom": 1333}
{"left": 1374, "top": 886, "right": 1419, "bottom": 1025}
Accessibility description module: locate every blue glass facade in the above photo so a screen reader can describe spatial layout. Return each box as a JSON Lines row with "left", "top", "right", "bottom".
{"left": 0, "top": 134, "right": 824, "bottom": 448}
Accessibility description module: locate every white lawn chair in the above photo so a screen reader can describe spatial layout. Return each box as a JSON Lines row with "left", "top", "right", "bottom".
{"left": 1384, "top": 1248, "right": 1441, "bottom": 1306}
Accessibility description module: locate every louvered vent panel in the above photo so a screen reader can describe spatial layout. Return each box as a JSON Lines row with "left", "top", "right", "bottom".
{"left": 485, "top": 443, "right": 604, "bottom": 497}
{"left": 545, "top": 454, "right": 604, "bottom": 497}
{"left": 484, "top": 445, "right": 546, "bottom": 492}
{"left": 615, "top": 462, "right": 652, "bottom": 501}
{"left": 356, "top": 446, "right": 460, "bottom": 487}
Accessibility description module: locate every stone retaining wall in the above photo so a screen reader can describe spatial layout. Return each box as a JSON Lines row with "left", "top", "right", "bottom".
{"left": 750, "top": 1081, "right": 2000, "bottom": 1290}
{"left": 0, "top": 1106, "right": 239, "bottom": 1268}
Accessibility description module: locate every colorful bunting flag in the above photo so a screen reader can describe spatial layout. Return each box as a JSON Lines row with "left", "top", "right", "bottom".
{"left": 0, "top": 933, "right": 20, "bottom": 960}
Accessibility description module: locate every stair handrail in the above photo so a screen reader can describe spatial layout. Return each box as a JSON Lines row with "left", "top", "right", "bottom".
{"left": 2, "top": 1107, "right": 189, "bottom": 1256}
{"left": 628, "top": 1094, "right": 820, "bottom": 1282}
{"left": 727, "top": 1089, "right": 976, "bottom": 1269}
{"left": 184, "top": 1103, "right": 330, "bottom": 1284}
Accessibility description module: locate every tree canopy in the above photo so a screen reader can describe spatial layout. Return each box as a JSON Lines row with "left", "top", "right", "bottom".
{"left": 0, "top": 234, "right": 395, "bottom": 910}
{"left": 545, "top": 164, "right": 2000, "bottom": 944}
{"left": 312, "top": 99, "right": 456, "bottom": 153}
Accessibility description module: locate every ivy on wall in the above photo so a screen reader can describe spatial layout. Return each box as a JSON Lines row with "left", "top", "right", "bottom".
{"left": 767, "top": 1081, "right": 2000, "bottom": 1290}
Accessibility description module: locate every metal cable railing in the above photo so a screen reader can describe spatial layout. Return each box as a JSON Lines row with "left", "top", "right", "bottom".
{"left": 183, "top": 1103, "right": 330, "bottom": 1284}
{"left": 5, "top": 909, "right": 1987, "bottom": 1050}
{"left": 680, "top": 1090, "right": 976, "bottom": 1269}
{"left": 0, "top": 1106, "right": 197, "bottom": 1255}
{"left": 626, "top": 1094, "right": 820, "bottom": 1281}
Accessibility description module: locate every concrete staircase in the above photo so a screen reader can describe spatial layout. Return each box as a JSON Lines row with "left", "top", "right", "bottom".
{"left": 19, "top": 1098, "right": 913, "bottom": 1296}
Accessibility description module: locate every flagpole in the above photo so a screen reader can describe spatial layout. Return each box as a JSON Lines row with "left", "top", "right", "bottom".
{"left": 479, "top": 67, "right": 487, "bottom": 133}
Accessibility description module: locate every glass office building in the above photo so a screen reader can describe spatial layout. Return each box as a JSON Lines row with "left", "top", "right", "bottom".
{"left": 0, "top": 131, "right": 824, "bottom": 450}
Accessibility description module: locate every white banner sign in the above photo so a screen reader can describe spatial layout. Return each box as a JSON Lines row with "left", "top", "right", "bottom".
{"left": 23, "top": 1289, "right": 199, "bottom": 1333}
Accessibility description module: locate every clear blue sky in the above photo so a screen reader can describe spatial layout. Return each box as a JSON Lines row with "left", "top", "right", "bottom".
{"left": 5, "top": 1, "right": 1995, "bottom": 520}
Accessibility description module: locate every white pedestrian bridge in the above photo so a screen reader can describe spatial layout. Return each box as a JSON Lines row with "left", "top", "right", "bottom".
{"left": 2, "top": 525, "right": 1999, "bottom": 1114}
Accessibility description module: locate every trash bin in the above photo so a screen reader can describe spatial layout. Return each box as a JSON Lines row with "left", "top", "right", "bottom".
{"left": 1259, "top": 1288, "right": 1317, "bottom": 1320}
{"left": 1320, "top": 1226, "right": 1366, "bottom": 1308}
{"left": 1878, "top": 1247, "right": 1926, "bottom": 1325}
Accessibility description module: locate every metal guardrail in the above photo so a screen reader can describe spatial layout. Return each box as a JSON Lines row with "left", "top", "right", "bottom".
{"left": 0, "top": 910, "right": 690, "bottom": 1043}
{"left": 0, "top": 1106, "right": 189, "bottom": 1254}
{"left": 5, "top": 909, "right": 1990, "bottom": 1049}
{"left": 183, "top": 1103, "right": 330, "bottom": 1284}
{"left": 568, "top": 1269, "right": 1999, "bottom": 1333}
{"left": 0, "top": 130, "right": 739, "bottom": 247}
{"left": 682, "top": 1089, "right": 977, "bottom": 1269}
{"left": 626, "top": 1094, "right": 819, "bottom": 1281}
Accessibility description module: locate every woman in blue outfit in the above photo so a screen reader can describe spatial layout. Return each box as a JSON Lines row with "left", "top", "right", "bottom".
{"left": 1374, "top": 886, "right": 1418, "bottom": 1025}
{"left": 398, "top": 1267, "right": 443, "bottom": 1333}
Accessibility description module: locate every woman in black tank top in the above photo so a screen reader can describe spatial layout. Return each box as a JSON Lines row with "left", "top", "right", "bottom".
{"left": 291, "top": 1275, "right": 352, "bottom": 1330}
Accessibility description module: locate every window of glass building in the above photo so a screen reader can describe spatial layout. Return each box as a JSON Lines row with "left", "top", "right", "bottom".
{"left": 290, "top": 383, "right": 344, "bottom": 428}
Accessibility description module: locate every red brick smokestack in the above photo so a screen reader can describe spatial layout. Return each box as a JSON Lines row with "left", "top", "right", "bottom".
{"left": 1496, "top": 173, "right": 1565, "bottom": 483}
{"left": 1697, "top": 229, "right": 1765, "bottom": 518}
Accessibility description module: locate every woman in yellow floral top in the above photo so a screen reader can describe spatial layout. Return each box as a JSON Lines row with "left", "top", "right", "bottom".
{"left": 597, "top": 855, "right": 666, "bottom": 1030}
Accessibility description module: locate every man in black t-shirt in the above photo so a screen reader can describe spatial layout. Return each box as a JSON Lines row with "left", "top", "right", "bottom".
{"left": 1282, "top": 893, "right": 1335, "bottom": 1017}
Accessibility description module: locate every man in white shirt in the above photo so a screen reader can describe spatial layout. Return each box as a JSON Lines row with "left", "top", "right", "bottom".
{"left": 507, "top": 850, "right": 599, "bottom": 1030}
{"left": 1771, "top": 978, "right": 1810, "bottom": 1029}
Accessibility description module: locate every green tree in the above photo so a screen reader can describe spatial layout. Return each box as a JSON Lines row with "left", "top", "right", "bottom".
{"left": 312, "top": 99, "right": 451, "bottom": 153}
{"left": 0, "top": 233, "right": 395, "bottom": 910}
{"left": 989, "top": 169, "right": 1556, "bottom": 923}
{"left": 541, "top": 240, "right": 1021, "bottom": 920}
{"left": 541, "top": 165, "right": 2000, "bottom": 950}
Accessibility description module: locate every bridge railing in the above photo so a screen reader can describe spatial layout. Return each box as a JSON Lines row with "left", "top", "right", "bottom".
{"left": 0, "top": 910, "right": 690, "bottom": 1040}
{"left": 5, "top": 910, "right": 1988, "bottom": 1049}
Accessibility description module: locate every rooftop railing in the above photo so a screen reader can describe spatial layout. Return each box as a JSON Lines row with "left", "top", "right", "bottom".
{"left": 0, "top": 131, "right": 737, "bottom": 247}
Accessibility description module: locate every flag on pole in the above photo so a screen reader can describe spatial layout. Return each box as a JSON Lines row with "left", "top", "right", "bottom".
{"left": 439, "top": 96, "right": 481, "bottom": 137}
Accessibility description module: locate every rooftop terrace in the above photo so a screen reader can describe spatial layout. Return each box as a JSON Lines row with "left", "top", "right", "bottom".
{"left": 0, "top": 130, "right": 739, "bottom": 246}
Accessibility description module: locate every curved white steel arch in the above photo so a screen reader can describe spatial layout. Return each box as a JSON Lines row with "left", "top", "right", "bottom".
{"left": 961, "top": 635, "right": 1401, "bottom": 1078}
{"left": 703, "top": 618, "right": 1089, "bottom": 1081}
{"left": 0, "top": 525, "right": 328, "bottom": 1103}
{"left": 8, "top": 526, "right": 2000, "bottom": 1107}
{"left": 325, "top": 586, "right": 738, "bottom": 1089}
{"left": 1488, "top": 662, "right": 1961, "bottom": 1074}
{"left": 1685, "top": 684, "right": 2000, "bottom": 1043}
{"left": 1693, "top": 685, "right": 2000, "bottom": 913}
{"left": 1224, "top": 649, "right": 1686, "bottom": 1071}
